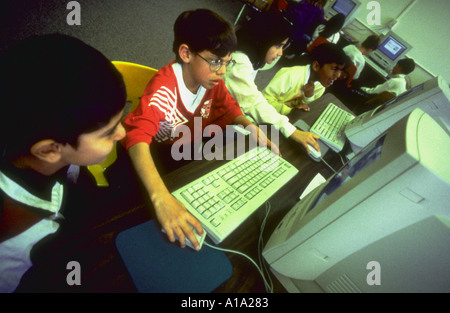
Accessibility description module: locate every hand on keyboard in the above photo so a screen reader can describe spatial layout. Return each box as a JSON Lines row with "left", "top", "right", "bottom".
{"left": 172, "top": 147, "right": 299, "bottom": 243}
{"left": 155, "top": 192, "right": 204, "bottom": 250}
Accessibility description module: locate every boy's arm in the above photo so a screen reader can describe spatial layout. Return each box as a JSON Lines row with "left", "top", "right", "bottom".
{"left": 128, "top": 142, "right": 203, "bottom": 250}
{"left": 262, "top": 68, "right": 299, "bottom": 115}
{"left": 233, "top": 115, "right": 280, "bottom": 156}
{"left": 284, "top": 79, "right": 316, "bottom": 112}
{"left": 225, "top": 58, "right": 294, "bottom": 137}
{"left": 361, "top": 80, "right": 390, "bottom": 95}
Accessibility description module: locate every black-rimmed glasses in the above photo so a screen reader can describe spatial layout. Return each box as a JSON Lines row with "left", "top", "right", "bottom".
{"left": 196, "top": 53, "right": 236, "bottom": 72}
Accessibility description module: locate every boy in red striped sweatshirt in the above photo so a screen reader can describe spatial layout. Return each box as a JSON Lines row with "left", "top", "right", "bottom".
{"left": 122, "top": 9, "right": 276, "bottom": 250}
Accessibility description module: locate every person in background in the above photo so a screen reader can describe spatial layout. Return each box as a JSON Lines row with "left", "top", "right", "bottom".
{"left": 335, "top": 57, "right": 415, "bottom": 115}
{"left": 361, "top": 57, "right": 415, "bottom": 97}
{"left": 307, "top": 13, "right": 346, "bottom": 51}
{"left": 284, "top": 0, "right": 328, "bottom": 58}
{"left": 342, "top": 34, "right": 380, "bottom": 81}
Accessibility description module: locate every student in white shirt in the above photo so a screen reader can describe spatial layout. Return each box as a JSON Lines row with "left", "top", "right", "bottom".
{"left": 361, "top": 58, "right": 416, "bottom": 96}
{"left": 345, "top": 57, "right": 416, "bottom": 115}
{"left": 224, "top": 12, "right": 320, "bottom": 154}
{"left": 343, "top": 35, "right": 380, "bottom": 81}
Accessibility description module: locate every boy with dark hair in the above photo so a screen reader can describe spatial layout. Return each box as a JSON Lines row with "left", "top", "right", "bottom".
{"left": 263, "top": 42, "right": 347, "bottom": 114}
{"left": 396, "top": 57, "right": 415, "bottom": 75}
{"left": 0, "top": 34, "right": 127, "bottom": 292}
{"left": 172, "top": 9, "right": 237, "bottom": 64}
{"left": 343, "top": 34, "right": 380, "bottom": 81}
{"left": 122, "top": 9, "right": 276, "bottom": 250}
{"left": 361, "top": 57, "right": 416, "bottom": 96}
{"left": 339, "top": 57, "right": 416, "bottom": 115}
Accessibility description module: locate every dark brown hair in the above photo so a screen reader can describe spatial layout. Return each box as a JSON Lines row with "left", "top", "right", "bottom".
{"left": 172, "top": 9, "right": 237, "bottom": 62}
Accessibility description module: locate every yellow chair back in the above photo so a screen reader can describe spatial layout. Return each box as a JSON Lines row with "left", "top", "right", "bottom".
{"left": 87, "top": 61, "right": 158, "bottom": 187}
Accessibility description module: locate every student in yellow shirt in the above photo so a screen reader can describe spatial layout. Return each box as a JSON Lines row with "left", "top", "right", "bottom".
{"left": 262, "top": 42, "right": 347, "bottom": 114}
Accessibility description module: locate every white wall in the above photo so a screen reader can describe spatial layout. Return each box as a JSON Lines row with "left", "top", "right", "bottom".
{"left": 335, "top": 0, "right": 450, "bottom": 86}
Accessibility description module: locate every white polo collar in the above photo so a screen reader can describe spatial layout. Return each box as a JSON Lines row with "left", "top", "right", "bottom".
{"left": 0, "top": 170, "right": 64, "bottom": 216}
{"left": 172, "top": 62, "right": 206, "bottom": 113}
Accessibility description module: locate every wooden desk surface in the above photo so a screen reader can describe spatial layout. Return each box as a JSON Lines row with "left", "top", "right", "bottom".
{"left": 16, "top": 94, "right": 349, "bottom": 293}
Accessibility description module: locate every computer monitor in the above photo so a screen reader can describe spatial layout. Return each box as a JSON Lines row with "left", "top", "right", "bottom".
{"left": 370, "top": 31, "right": 412, "bottom": 71}
{"left": 324, "top": 0, "right": 362, "bottom": 27}
{"left": 263, "top": 108, "right": 450, "bottom": 292}
{"left": 344, "top": 76, "right": 450, "bottom": 153}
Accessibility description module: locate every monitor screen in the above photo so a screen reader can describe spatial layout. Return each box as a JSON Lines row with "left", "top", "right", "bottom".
{"left": 377, "top": 35, "right": 408, "bottom": 61}
{"left": 332, "top": 0, "right": 357, "bottom": 16}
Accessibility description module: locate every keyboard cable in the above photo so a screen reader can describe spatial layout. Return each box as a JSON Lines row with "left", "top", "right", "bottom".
{"left": 319, "top": 156, "right": 338, "bottom": 175}
{"left": 321, "top": 150, "right": 349, "bottom": 175}
{"left": 203, "top": 201, "right": 274, "bottom": 293}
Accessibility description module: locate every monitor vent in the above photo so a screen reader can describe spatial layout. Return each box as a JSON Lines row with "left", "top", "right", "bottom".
{"left": 325, "top": 274, "right": 362, "bottom": 293}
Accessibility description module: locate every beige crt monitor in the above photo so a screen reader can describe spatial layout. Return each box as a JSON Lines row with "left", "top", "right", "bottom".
{"left": 324, "top": 0, "right": 362, "bottom": 27}
{"left": 369, "top": 31, "right": 412, "bottom": 72}
{"left": 345, "top": 76, "right": 450, "bottom": 154}
{"left": 263, "top": 108, "right": 450, "bottom": 293}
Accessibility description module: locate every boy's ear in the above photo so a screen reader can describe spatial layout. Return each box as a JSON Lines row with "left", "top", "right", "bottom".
{"left": 311, "top": 60, "right": 320, "bottom": 72}
{"left": 30, "top": 139, "right": 63, "bottom": 163}
{"left": 179, "top": 44, "right": 193, "bottom": 64}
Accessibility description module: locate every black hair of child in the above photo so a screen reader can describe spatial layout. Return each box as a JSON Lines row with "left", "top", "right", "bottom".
{"left": 362, "top": 35, "right": 381, "bottom": 51}
{"left": 172, "top": 9, "right": 237, "bottom": 63}
{"left": 397, "top": 57, "right": 415, "bottom": 75}
{"left": 319, "top": 13, "right": 346, "bottom": 38}
{"left": 236, "top": 11, "right": 293, "bottom": 70}
{"left": 0, "top": 33, "right": 126, "bottom": 159}
{"left": 310, "top": 42, "right": 348, "bottom": 67}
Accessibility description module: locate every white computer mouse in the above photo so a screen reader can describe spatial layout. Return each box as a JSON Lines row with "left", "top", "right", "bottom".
{"left": 162, "top": 225, "right": 206, "bottom": 250}
{"left": 308, "top": 144, "right": 322, "bottom": 162}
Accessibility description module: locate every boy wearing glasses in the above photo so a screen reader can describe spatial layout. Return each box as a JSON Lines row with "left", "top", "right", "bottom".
{"left": 122, "top": 9, "right": 275, "bottom": 250}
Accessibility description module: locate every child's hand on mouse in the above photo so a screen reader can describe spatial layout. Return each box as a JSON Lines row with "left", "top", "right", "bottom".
{"left": 290, "top": 129, "right": 320, "bottom": 154}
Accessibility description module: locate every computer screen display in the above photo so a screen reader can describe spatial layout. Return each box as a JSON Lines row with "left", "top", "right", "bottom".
{"left": 378, "top": 36, "right": 408, "bottom": 61}
{"left": 332, "top": 0, "right": 357, "bottom": 16}
{"left": 370, "top": 32, "right": 412, "bottom": 71}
